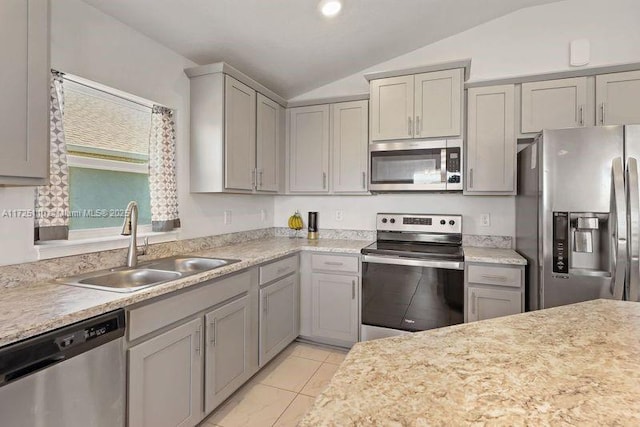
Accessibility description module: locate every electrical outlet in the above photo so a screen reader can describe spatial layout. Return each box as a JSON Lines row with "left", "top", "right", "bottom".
{"left": 260, "top": 209, "right": 267, "bottom": 222}
{"left": 335, "top": 210, "right": 344, "bottom": 221}
{"left": 480, "top": 214, "right": 491, "bottom": 227}
{"left": 224, "top": 210, "right": 232, "bottom": 225}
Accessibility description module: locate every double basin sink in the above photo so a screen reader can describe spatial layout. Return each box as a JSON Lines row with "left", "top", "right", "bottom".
{"left": 58, "top": 256, "right": 240, "bottom": 293}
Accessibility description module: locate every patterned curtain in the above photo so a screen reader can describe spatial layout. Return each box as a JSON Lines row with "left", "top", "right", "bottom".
{"left": 149, "top": 105, "right": 180, "bottom": 231}
{"left": 34, "top": 71, "right": 70, "bottom": 242}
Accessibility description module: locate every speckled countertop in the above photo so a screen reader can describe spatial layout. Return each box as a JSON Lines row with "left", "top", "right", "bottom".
{"left": 463, "top": 246, "right": 527, "bottom": 265}
{"left": 300, "top": 299, "right": 640, "bottom": 426}
{"left": 0, "top": 238, "right": 370, "bottom": 348}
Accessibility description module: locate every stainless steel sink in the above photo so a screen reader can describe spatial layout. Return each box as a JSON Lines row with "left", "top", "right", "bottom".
{"left": 59, "top": 269, "right": 182, "bottom": 293}
{"left": 141, "top": 257, "right": 236, "bottom": 274}
{"left": 57, "top": 256, "right": 239, "bottom": 293}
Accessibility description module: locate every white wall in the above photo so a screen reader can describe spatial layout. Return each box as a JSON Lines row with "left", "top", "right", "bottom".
{"left": 274, "top": 195, "right": 513, "bottom": 236}
{"left": 0, "top": 0, "right": 273, "bottom": 266}
{"left": 278, "top": 0, "right": 640, "bottom": 239}
{"left": 291, "top": 0, "right": 640, "bottom": 100}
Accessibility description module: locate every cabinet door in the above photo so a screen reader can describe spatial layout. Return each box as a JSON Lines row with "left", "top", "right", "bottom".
{"left": 311, "top": 273, "right": 358, "bottom": 344}
{"left": 414, "top": 69, "right": 462, "bottom": 138}
{"left": 0, "top": 0, "right": 49, "bottom": 184}
{"left": 370, "top": 75, "right": 414, "bottom": 141}
{"left": 521, "top": 77, "right": 588, "bottom": 133}
{"left": 225, "top": 75, "right": 256, "bottom": 190}
{"left": 331, "top": 100, "right": 369, "bottom": 193}
{"left": 204, "top": 295, "right": 251, "bottom": 414}
{"left": 596, "top": 71, "right": 640, "bottom": 126}
{"left": 289, "top": 105, "right": 330, "bottom": 192}
{"left": 129, "top": 318, "right": 203, "bottom": 427}
{"left": 256, "top": 93, "right": 279, "bottom": 192}
{"left": 259, "top": 274, "right": 298, "bottom": 366}
{"left": 466, "top": 85, "right": 516, "bottom": 194}
{"left": 467, "top": 286, "right": 521, "bottom": 322}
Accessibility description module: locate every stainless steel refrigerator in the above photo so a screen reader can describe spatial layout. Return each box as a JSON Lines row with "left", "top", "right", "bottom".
{"left": 516, "top": 125, "right": 640, "bottom": 310}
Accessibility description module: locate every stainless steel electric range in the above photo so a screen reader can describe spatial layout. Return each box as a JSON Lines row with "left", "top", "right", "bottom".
{"left": 360, "top": 213, "right": 465, "bottom": 341}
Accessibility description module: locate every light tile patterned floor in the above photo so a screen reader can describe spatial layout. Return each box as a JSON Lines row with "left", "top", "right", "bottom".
{"left": 201, "top": 342, "right": 347, "bottom": 427}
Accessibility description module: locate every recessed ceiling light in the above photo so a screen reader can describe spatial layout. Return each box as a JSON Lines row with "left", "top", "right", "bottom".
{"left": 319, "top": 0, "right": 342, "bottom": 17}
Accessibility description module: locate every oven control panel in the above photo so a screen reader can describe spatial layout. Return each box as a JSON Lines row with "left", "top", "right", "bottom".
{"left": 377, "top": 213, "right": 462, "bottom": 234}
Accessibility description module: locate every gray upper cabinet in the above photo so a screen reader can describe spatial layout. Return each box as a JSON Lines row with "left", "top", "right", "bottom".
{"left": 331, "top": 100, "right": 369, "bottom": 193}
{"left": 225, "top": 76, "right": 256, "bottom": 191}
{"left": 370, "top": 69, "right": 463, "bottom": 142}
{"left": 521, "top": 77, "right": 588, "bottom": 133}
{"left": 204, "top": 295, "right": 251, "bottom": 414}
{"left": 414, "top": 69, "right": 462, "bottom": 138}
{"left": 288, "top": 105, "right": 330, "bottom": 193}
{"left": 256, "top": 94, "right": 280, "bottom": 192}
{"left": 187, "top": 63, "right": 285, "bottom": 194}
{"left": 466, "top": 84, "right": 516, "bottom": 195}
{"left": 0, "top": 0, "right": 49, "bottom": 185}
{"left": 259, "top": 274, "right": 298, "bottom": 366}
{"left": 370, "top": 75, "right": 414, "bottom": 141}
{"left": 128, "top": 318, "right": 203, "bottom": 427}
{"left": 596, "top": 70, "right": 640, "bottom": 126}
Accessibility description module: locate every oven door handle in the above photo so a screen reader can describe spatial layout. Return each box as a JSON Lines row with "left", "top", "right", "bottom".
{"left": 362, "top": 254, "right": 464, "bottom": 270}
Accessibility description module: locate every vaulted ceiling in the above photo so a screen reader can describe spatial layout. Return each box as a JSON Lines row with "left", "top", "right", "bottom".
{"left": 82, "top": 0, "right": 563, "bottom": 98}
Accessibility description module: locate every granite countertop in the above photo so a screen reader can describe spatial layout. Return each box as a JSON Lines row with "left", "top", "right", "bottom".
{"left": 463, "top": 246, "right": 527, "bottom": 265}
{"left": 300, "top": 299, "right": 640, "bottom": 426}
{"left": 0, "top": 237, "right": 371, "bottom": 348}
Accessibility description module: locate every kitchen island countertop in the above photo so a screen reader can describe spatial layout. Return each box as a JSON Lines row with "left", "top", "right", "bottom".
{"left": 300, "top": 299, "right": 640, "bottom": 426}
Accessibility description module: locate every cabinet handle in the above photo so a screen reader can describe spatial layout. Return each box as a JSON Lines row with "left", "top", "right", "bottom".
{"left": 210, "top": 320, "right": 217, "bottom": 346}
{"left": 352, "top": 279, "right": 356, "bottom": 299}
{"left": 579, "top": 105, "right": 584, "bottom": 126}
{"left": 324, "top": 261, "right": 344, "bottom": 266}
{"left": 471, "top": 292, "right": 476, "bottom": 315}
{"left": 601, "top": 103, "right": 606, "bottom": 125}
{"left": 259, "top": 170, "right": 264, "bottom": 188}
{"left": 322, "top": 172, "right": 327, "bottom": 189}
{"left": 408, "top": 117, "right": 413, "bottom": 136}
{"left": 481, "top": 274, "right": 508, "bottom": 282}
{"left": 195, "top": 326, "right": 201, "bottom": 353}
{"left": 362, "top": 171, "right": 366, "bottom": 189}
{"left": 416, "top": 116, "right": 421, "bottom": 136}
{"left": 264, "top": 295, "right": 269, "bottom": 315}
{"left": 469, "top": 168, "right": 474, "bottom": 189}
{"left": 251, "top": 168, "right": 257, "bottom": 189}
{"left": 276, "top": 266, "right": 289, "bottom": 274}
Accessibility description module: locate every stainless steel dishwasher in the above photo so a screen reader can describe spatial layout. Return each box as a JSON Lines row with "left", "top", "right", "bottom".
{"left": 0, "top": 309, "right": 126, "bottom": 427}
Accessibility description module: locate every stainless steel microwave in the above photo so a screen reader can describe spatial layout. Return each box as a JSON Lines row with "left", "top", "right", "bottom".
{"left": 369, "top": 139, "right": 463, "bottom": 192}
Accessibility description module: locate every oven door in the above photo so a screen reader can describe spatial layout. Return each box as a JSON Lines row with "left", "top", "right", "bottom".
{"left": 369, "top": 140, "right": 462, "bottom": 191}
{"left": 361, "top": 255, "right": 464, "bottom": 335}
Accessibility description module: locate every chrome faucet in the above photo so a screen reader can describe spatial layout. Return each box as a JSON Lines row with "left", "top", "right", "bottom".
{"left": 121, "top": 201, "right": 148, "bottom": 267}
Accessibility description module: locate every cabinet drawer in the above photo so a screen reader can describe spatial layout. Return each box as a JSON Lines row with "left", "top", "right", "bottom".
{"left": 311, "top": 254, "right": 359, "bottom": 273}
{"left": 128, "top": 270, "right": 252, "bottom": 341}
{"left": 259, "top": 255, "right": 298, "bottom": 285}
{"left": 467, "top": 265, "right": 521, "bottom": 288}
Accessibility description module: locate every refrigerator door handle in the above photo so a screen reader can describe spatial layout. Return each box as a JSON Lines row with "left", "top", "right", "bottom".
{"left": 627, "top": 158, "right": 640, "bottom": 301}
{"left": 611, "top": 157, "right": 627, "bottom": 300}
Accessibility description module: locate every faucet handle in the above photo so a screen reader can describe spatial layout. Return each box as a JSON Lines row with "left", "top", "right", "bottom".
{"left": 137, "top": 237, "right": 149, "bottom": 256}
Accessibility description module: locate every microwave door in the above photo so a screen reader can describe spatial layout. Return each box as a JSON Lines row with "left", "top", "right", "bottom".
{"left": 369, "top": 144, "right": 447, "bottom": 191}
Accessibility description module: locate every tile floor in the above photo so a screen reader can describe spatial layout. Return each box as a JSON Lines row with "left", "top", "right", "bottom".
{"left": 200, "top": 341, "right": 348, "bottom": 427}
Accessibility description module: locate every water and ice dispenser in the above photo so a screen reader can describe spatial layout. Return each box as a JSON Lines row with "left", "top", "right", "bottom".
{"left": 553, "top": 212, "right": 611, "bottom": 275}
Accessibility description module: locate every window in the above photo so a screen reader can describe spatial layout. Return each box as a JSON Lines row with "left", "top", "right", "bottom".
{"left": 63, "top": 79, "right": 152, "bottom": 236}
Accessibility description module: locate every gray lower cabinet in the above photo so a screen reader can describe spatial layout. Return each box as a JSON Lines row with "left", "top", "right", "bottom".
{"left": 259, "top": 274, "right": 298, "bottom": 366}
{"left": 128, "top": 318, "right": 203, "bottom": 427}
{"left": 466, "top": 286, "right": 521, "bottom": 322}
{"left": 204, "top": 295, "right": 251, "bottom": 413}
{"left": 310, "top": 272, "right": 358, "bottom": 344}
{"left": 464, "top": 263, "right": 525, "bottom": 323}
